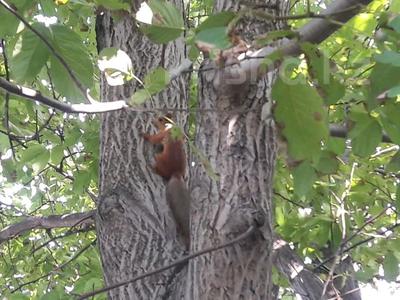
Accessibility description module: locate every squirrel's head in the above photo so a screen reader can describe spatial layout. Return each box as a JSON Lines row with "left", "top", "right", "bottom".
{"left": 155, "top": 114, "right": 174, "bottom": 130}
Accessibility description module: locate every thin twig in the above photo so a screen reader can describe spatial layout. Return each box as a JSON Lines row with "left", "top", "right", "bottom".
{"left": 11, "top": 239, "right": 96, "bottom": 293}
{"left": 327, "top": 286, "right": 361, "bottom": 300}
{"left": 314, "top": 221, "right": 400, "bottom": 272}
{"left": 78, "top": 225, "right": 257, "bottom": 300}
{"left": 32, "top": 226, "right": 94, "bottom": 254}
{"left": 274, "top": 191, "right": 305, "bottom": 208}
{"left": 322, "top": 163, "right": 356, "bottom": 297}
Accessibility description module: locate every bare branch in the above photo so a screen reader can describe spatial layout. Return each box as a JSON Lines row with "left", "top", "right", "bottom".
{"left": 0, "top": 210, "right": 95, "bottom": 245}
{"left": 0, "top": 77, "right": 127, "bottom": 113}
{"left": 78, "top": 225, "right": 257, "bottom": 300}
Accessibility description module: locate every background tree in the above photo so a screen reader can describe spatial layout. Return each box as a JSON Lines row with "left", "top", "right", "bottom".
{"left": 0, "top": 0, "right": 399, "bottom": 299}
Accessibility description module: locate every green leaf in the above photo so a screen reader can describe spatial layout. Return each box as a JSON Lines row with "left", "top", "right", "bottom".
{"left": 19, "top": 144, "right": 47, "bottom": 164}
{"left": 10, "top": 23, "right": 51, "bottom": 82}
{"left": 130, "top": 89, "right": 150, "bottom": 105}
{"left": 48, "top": 24, "right": 94, "bottom": 101}
{"left": 0, "top": 6, "right": 19, "bottom": 37}
{"left": 275, "top": 206, "right": 285, "bottom": 226}
{"left": 314, "top": 151, "right": 339, "bottom": 175}
{"left": 72, "top": 170, "right": 91, "bottom": 193}
{"left": 376, "top": 51, "right": 400, "bottom": 67}
{"left": 143, "top": 67, "right": 170, "bottom": 94}
{"left": 383, "top": 251, "right": 399, "bottom": 281}
{"left": 331, "top": 222, "right": 342, "bottom": 250}
{"left": 388, "top": 15, "right": 400, "bottom": 33}
{"left": 139, "top": 0, "right": 184, "bottom": 43}
{"left": 396, "top": 185, "right": 400, "bottom": 214}
{"left": 32, "top": 150, "right": 50, "bottom": 173}
{"left": 386, "top": 151, "right": 400, "bottom": 172}
{"left": 40, "top": 0, "right": 57, "bottom": 16}
{"left": 188, "top": 45, "right": 200, "bottom": 61}
{"left": 293, "top": 161, "right": 316, "bottom": 197}
{"left": 6, "top": 294, "right": 30, "bottom": 300}
{"left": 349, "top": 111, "right": 382, "bottom": 157}
{"left": 94, "top": 0, "right": 130, "bottom": 11}
{"left": 355, "top": 266, "right": 376, "bottom": 283}
{"left": 196, "top": 11, "right": 236, "bottom": 32}
{"left": 50, "top": 145, "right": 65, "bottom": 164}
{"left": 326, "top": 137, "right": 346, "bottom": 156}
{"left": 368, "top": 56, "right": 400, "bottom": 107}
{"left": 272, "top": 76, "right": 328, "bottom": 162}
{"left": 379, "top": 102, "right": 400, "bottom": 144}
{"left": 141, "top": 24, "right": 183, "bottom": 44}
{"left": 19, "top": 144, "right": 50, "bottom": 173}
{"left": 83, "top": 277, "right": 103, "bottom": 291}
{"left": 38, "top": 288, "right": 65, "bottom": 300}
{"left": 98, "top": 47, "right": 133, "bottom": 86}
{"left": 0, "top": 132, "right": 11, "bottom": 153}
{"left": 148, "top": 0, "right": 183, "bottom": 28}
{"left": 0, "top": 0, "right": 33, "bottom": 37}
{"left": 302, "top": 43, "right": 345, "bottom": 105}
{"left": 130, "top": 67, "right": 170, "bottom": 104}
{"left": 195, "top": 26, "right": 231, "bottom": 50}
{"left": 387, "top": 85, "right": 400, "bottom": 97}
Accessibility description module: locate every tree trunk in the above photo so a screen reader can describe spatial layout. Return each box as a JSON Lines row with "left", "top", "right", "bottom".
{"left": 187, "top": 1, "right": 289, "bottom": 298}
{"left": 95, "top": 1, "right": 189, "bottom": 298}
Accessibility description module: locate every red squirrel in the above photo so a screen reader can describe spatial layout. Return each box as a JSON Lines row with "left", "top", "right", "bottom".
{"left": 142, "top": 115, "right": 190, "bottom": 248}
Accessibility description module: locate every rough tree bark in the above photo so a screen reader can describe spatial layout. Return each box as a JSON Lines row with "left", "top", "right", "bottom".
{"left": 95, "top": 0, "right": 189, "bottom": 298}
{"left": 188, "top": 0, "right": 289, "bottom": 298}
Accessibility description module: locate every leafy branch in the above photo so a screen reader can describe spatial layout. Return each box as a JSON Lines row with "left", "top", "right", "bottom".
{"left": 9, "top": 239, "right": 97, "bottom": 293}
{"left": 0, "top": 0, "right": 371, "bottom": 115}
{"left": 314, "top": 210, "right": 400, "bottom": 272}
{"left": 0, "top": 0, "right": 90, "bottom": 102}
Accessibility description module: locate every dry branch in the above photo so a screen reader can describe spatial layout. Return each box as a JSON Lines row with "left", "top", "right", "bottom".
{"left": 0, "top": 210, "right": 95, "bottom": 245}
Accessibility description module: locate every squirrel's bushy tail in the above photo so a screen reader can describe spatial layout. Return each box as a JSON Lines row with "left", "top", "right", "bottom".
{"left": 166, "top": 175, "right": 191, "bottom": 249}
